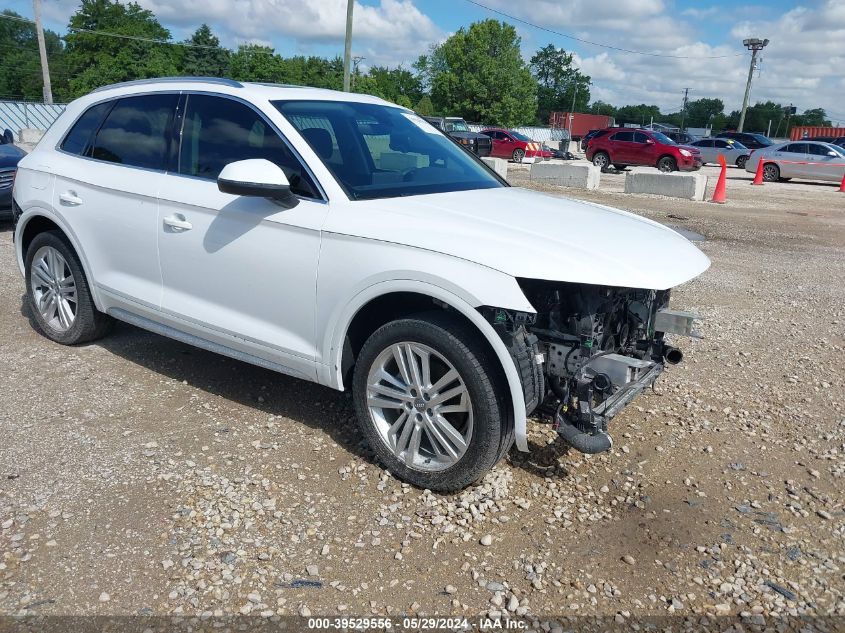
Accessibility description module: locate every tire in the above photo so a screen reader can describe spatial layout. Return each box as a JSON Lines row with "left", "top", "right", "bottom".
{"left": 592, "top": 152, "right": 609, "bottom": 169}
{"left": 512, "top": 148, "right": 525, "bottom": 163}
{"left": 657, "top": 156, "right": 677, "bottom": 172}
{"left": 762, "top": 163, "right": 780, "bottom": 182}
{"left": 613, "top": 164, "right": 628, "bottom": 170}
{"left": 352, "top": 312, "right": 508, "bottom": 492}
{"left": 24, "top": 230, "right": 112, "bottom": 345}
{"left": 736, "top": 155, "right": 748, "bottom": 169}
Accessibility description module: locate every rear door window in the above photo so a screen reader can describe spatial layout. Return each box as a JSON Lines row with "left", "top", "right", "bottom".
{"left": 60, "top": 101, "right": 113, "bottom": 156}
{"left": 783, "top": 143, "right": 808, "bottom": 154}
{"left": 89, "top": 93, "right": 178, "bottom": 170}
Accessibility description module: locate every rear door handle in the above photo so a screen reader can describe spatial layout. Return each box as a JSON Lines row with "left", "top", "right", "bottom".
{"left": 163, "top": 214, "right": 193, "bottom": 231}
{"left": 59, "top": 191, "right": 83, "bottom": 206}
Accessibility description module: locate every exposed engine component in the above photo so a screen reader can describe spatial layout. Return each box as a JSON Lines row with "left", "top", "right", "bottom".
{"left": 487, "top": 280, "right": 702, "bottom": 455}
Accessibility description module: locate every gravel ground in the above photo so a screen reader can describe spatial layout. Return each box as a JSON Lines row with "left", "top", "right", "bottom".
{"left": 1, "top": 163, "right": 843, "bottom": 628}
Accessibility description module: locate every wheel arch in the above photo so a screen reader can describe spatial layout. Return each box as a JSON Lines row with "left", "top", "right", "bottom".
{"left": 657, "top": 153, "right": 678, "bottom": 166}
{"left": 15, "top": 210, "right": 104, "bottom": 311}
{"left": 321, "top": 280, "right": 530, "bottom": 452}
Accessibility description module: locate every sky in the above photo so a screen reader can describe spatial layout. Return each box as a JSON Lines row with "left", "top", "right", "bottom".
{"left": 8, "top": 0, "right": 845, "bottom": 123}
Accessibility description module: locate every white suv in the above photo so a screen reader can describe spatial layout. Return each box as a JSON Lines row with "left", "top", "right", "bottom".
{"left": 12, "top": 78, "right": 709, "bottom": 491}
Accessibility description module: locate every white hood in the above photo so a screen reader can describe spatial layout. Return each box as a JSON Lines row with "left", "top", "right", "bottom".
{"left": 326, "top": 187, "right": 710, "bottom": 290}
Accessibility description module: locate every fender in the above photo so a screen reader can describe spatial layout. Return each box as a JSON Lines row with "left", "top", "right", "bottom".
{"left": 14, "top": 207, "right": 105, "bottom": 312}
{"left": 318, "top": 278, "right": 531, "bottom": 452}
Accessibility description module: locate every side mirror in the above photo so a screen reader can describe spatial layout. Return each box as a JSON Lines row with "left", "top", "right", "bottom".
{"left": 217, "top": 159, "right": 298, "bottom": 208}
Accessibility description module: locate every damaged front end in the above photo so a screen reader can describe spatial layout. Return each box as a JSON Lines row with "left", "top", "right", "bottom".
{"left": 484, "top": 280, "right": 701, "bottom": 454}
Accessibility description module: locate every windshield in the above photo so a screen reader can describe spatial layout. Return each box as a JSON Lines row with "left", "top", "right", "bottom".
{"left": 751, "top": 134, "right": 773, "bottom": 145}
{"left": 650, "top": 132, "right": 675, "bottom": 144}
{"left": 509, "top": 131, "right": 531, "bottom": 142}
{"left": 448, "top": 120, "right": 470, "bottom": 132}
{"left": 274, "top": 101, "right": 504, "bottom": 200}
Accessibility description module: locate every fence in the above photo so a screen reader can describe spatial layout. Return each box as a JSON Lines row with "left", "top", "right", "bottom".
{"left": 467, "top": 124, "right": 570, "bottom": 143}
{"left": 0, "top": 101, "right": 67, "bottom": 138}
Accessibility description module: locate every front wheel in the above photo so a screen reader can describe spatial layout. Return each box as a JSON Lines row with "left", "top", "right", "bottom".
{"left": 25, "top": 231, "right": 112, "bottom": 345}
{"left": 657, "top": 156, "right": 677, "bottom": 172}
{"left": 352, "top": 313, "right": 508, "bottom": 492}
{"left": 512, "top": 148, "right": 525, "bottom": 163}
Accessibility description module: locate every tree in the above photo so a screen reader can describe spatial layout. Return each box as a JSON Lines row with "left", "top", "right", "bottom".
{"left": 793, "top": 108, "right": 830, "bottom": 127}
{"left": 63, "top": 0, "right": 180, "bottom": 97}
{"left": 614, "top": 104, "right": 662, "bottom": 126}
{"left": 683, "top": 97, "right": 724, "bottom": 128}
{"left": 181, "top": 24, "right": 229, "bottom": 77}
{"left": 529, "top": 44, "right": 590, "bottom": 124}
{"left": 0, "top": 9, "right": 67, "bottom": 101}
{"left": 229, "top": 45, "right": 282, "bottom": 82}
{"left": 427, "top": 20, "right": 537, "bottom": 126}
{"left": 588, "top": 101, "right": 616, "bottom": 117}
{"left": 414, "top": 95, "right": 434, "bottom": 116}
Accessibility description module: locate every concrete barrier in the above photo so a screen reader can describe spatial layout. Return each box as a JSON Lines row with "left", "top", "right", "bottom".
{"left": 624, "top": 171, "right": 708, "bottom": 201}
{"left": 529, "top": 162, "right": 600, "bottom": 189}
{"left": 481, "top": 156, "right": 508, "bottom": 179}
{"left": 19, "top": 128, "right": 44, "bottom": 144}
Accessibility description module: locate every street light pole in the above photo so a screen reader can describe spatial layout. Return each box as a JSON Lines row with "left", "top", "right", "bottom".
{"left": 737, "top": 37, "right": 769, "bottom": 132}
{"left": 342, "top": 0, "right": 354, "bottom": 92}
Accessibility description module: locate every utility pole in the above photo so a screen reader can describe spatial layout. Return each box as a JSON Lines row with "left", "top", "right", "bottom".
{"left": 680, "top": 88, "right": 691, "bottom": 132}
{"left": 350, "top": 55, "right": 364, "bottom": 91}
{"left": 33, "top": 0, "right": 53, "bottom": 104}
{"left": 342, "top": 0, "right": 354, "bottom": 92}
{"left": 737, "top": 37, "right": 769, "bottom": 132}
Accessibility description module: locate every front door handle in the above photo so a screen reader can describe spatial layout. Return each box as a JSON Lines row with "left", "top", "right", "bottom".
{"left": 59, "top": 191, "right": 83, "bottom": 206}
{"left": 163, "top": 214, "right": 193, "bottom": 232}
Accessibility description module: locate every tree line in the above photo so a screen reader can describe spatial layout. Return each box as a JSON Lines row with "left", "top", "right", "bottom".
{"left": 0, "top": 1, "right": 832, "bottom": 133}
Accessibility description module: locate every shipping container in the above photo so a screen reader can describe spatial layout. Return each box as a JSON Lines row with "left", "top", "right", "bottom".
{"left": 789, "top": 126, "right": 845, "bottom": 140}
{"left": 549, "top": 112, "right": 614, "bottom": 140}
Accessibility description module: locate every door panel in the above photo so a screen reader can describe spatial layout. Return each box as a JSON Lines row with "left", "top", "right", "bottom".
{"left": 157, "top": 177, "right": 327, "bottom": 374}
{"left": 806, "top": 144, "right": 845, "bottom": 181}
{"left": 50, "top": 93, "right": 177, "bottom": 307}
{"left": 157, "top": 93, "right": 327, "bottom": 377}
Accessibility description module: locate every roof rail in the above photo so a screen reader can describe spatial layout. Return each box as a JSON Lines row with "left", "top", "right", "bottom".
{"left": 92, "top": 76, "right": 243, "bottom": 93}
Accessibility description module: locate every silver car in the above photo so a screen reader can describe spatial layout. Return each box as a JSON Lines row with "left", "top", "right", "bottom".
{"left": 745, "top": 141, "right": 845, "bottom": 183}
{"left": 688, "top": 137, "right": 750, "bottom": 168}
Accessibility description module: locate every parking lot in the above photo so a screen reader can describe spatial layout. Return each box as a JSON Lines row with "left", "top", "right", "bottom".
{"left": 1, "top": 165, "right": 843, "bottom": 623}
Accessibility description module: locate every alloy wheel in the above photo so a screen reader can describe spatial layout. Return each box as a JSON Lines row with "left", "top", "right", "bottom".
{"left": 593, "top": 153, "right": 608, "bottom": 168}
{"left": 366, "top": 342, "right": 473, "bottom": 472}
{"left": 30, "top": 245, "right": 77, "bottom": 332}
{"left": 763, "top": 164, "right": 779, "bottom": 182}
{"left": 512, "top": 149, "right": 525, "bottom": 163}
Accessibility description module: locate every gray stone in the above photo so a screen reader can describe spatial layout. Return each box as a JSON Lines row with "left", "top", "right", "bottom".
{"left": 529, "top": 162, "right": 600, "bottom": 189}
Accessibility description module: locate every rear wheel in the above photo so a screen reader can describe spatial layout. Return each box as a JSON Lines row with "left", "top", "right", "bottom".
{"left": 25, "top": 231, "right": 112, "bottom": 345}
{"left": 762, "top": 163, "right": 780, "bottom": 182}
{"left": 657, "top": 156, "right": 677, "bottom": 172}
{"left": 352, "top": 313, "right": 507, "bottom": 492}
{"left": 512, "top": 148, "right": 525, "bottom": 163}
{"left": 736, "top": 155, "right": 748, "bottom": 169}
{"left": 592, "top": 152, "right": 610, "bottom": 169}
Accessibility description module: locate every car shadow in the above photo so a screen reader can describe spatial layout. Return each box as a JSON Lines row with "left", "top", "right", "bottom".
{"left": 17, "top": 295, "right": 373, "bottom": 464}
{"left": 17, "top": 294, "right": 573, "bottom": 486}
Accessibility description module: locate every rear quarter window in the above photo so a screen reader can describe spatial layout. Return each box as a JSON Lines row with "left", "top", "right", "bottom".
{"left": 60, "top": 101, "right": 113, "bottom": 156}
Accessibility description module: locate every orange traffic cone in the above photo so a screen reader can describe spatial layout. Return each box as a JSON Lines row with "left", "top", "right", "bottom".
{"left": 711, "top": 154, "right": 727, "bottom": 203}
{"left": 751, "top": 159, "right": 764, "bottom": 185}
{"left": 839, "top": 171, "right": 845, "bottom": 192}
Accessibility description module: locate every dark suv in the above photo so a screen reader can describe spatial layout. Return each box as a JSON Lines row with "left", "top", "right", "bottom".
{"left": 423, "top": 116, "right": 492, "bottom": 157}
{"left": 1, "top": 133, "right": 25, "bottom": 220}
{"left": 586, "top": 128, "right": 701, "bottom": 172}
{"left": 664, "top": 131, "right": 698, "bottom": 145}
{"left": 714, "top": 131, "right": 773, "bottom": 150}
{"left": 580, "top": 129, "right": 611, "bottom": 152}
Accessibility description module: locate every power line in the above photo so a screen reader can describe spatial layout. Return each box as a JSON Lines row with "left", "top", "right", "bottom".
{"left": 462, "top": 0, "right": 745, "bottom": 59}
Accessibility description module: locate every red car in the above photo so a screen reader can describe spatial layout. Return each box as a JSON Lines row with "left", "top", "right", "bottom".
{"left": 585, "top": 128, "right": 701, "bottom": 172}
{"left": 481, "top": 128, "right": 552, "bottom": 163}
